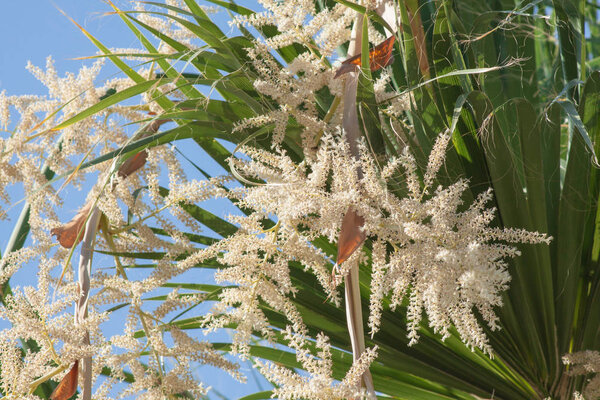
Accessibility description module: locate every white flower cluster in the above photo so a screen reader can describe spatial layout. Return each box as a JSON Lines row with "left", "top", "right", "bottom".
{"left": 216, "top": 130, "right": 550, "bottom": 357}
{"left": 0, "top": 39, "right": 239, "bottom": 400}
{"left": 256, "top": 327, "right": 378, "bottom": 400}
{"left": 231, "top": 1, "right": 361, "bottom": 149}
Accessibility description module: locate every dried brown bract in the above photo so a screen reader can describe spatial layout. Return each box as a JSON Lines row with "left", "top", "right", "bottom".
{"left": 336, "top": 207, "right": 366, "bottom": 265}
{"left": 334, "top": 36, "right": 395, "bottom": 78}
{"left": 49, "top": 361, "right": 79, "bottom": 400}
{"left": 51, "top": 202, "right": 93, "bottom": 248}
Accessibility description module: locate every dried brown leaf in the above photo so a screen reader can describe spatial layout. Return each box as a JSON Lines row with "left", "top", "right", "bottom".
{"left": 117, "top": 116, "right": 169, "bottom": 178}
{"left": 51, "top": 202, "right": 93, "bottom": 248}
{"left": 50, "top": 360, "right": 79, "bottom": 400}
{"left": 336, "top": 207, "right": 366, "bottom": 265}
{"left": 117, "top": 150, "right": 149, "bottom": 178}
{"left": 334, "top": 36, "right": 395, "bottom": 79}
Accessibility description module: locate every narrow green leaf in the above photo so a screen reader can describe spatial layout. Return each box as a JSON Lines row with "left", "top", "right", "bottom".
{"left": 201, "top": 0, "right": 255, "bottom": 16}
{"left": 516, "top": 99, "right": 557, "bottom": 378}
{"left": 66, "top": 12, "right": 176, "bottom": 112}
{"left": 237, "top": 391, "right": 274, "bottom": 400}
{"left": 465, "top": 91, "right": 549, "bottom": 380}
{"left": 555, "top": 114, "right": 592, "bottom": 354}
{"left": 331, "top": 0, "right": 394, "bottom": 34}
{"left": 158, "top": 187, "right": 238, "bottom": 237}
{"left": 51, "top": 79, "right": 173, "bottom": 131}
{"left": 356, "top": 15, "right": 385, "bottom": 156}
{"left": 556, "top": 99, "right": 599, "bottom": 167}
{"left": 109, "top": 3, "right": 204, "bottom": 101}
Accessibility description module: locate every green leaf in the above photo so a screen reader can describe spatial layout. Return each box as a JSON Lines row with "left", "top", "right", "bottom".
{"left": 237, "top": 391, "right": 274, "bottom": 400}
{"left": 356, "top": 15, "right": 385, "bottom": 156}
{"left": 555, "top": 106, "right": 592, "bottom": 354}
{"left": 552, "top": 0, "right": 583, "bottom": 96}
{"left": 158, "top": 187, "right": 238, "bottom": 237}
{"left": 51, "top": 78, "right": 173, "bottom": 132}
{"left": 516, "top": 99, "right": 558, "bottom": 376}
{"left": 331, "top": 0, "right": 395, "bottom": 34}
{"left": 555, "top": 98, "right": 599, "bottom": 167}
{"left": 464, "top": 92, "right": 550, "bottom": 381}
{"left": 582, "top": 72, "right": 600, "bottom": 263}
{"left": 109, "top": 3, "right": 205, "bottom": 101}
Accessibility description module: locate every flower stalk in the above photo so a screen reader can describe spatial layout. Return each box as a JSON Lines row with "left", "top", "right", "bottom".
{"left": 76, "top": 206, "right": 100, "bottom": 400}
{"left": 340, "top": 10, "right": 375, "bottom": 397}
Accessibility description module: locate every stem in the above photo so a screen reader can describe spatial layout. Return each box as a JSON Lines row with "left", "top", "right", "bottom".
{"left": 340, "top": 2, "right": 397, "bottom": 395}
{"left": 76, "top": 207, "right": 101, "bottom": 400}
{"left": 28, "top": 364, "right": 68, "bottom": 395}
{"left": 110, "top": 203, "right": 170, "bottom": 234}
{"left": 341, "top": 11, "right": 376, "bottom": 398}
{"left": 138, "top": 308, "right": 177, "bottom": 399}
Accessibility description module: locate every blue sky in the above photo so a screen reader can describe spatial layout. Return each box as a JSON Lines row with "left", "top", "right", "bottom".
{"left": 0, "top": 1, "right": 271, "bottom": 398}
{"left": 0, "top": 0, "right": 135, "bottom": 95}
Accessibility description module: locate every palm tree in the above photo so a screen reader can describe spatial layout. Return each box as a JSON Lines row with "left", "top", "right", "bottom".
{"left": 1, "top": 0, "right": 600, "bottom": 399}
